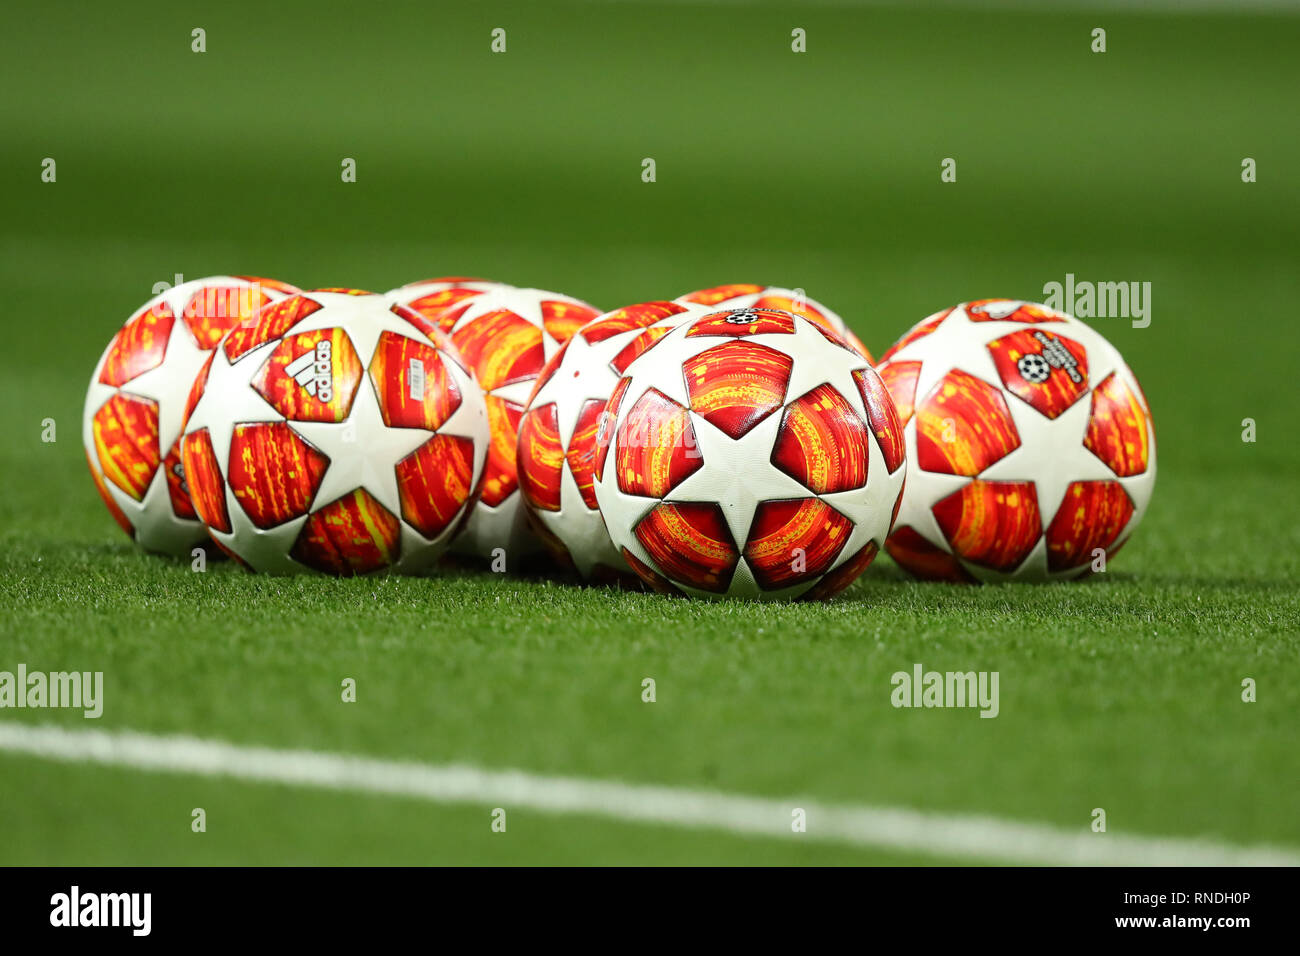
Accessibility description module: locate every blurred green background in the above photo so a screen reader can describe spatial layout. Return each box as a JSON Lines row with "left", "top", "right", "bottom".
{"left": 0, "top": 0, "right": 1297, "bottom": 864}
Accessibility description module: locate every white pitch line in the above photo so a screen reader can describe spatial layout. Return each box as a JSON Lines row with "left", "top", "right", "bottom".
{"left": 1, "top": 722, "right": 1296, "bottom": 866}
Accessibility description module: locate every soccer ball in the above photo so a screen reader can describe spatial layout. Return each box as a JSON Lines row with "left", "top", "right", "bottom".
{"left": 405, "top": 285, "right": 602, "bottom": 560}
{"left": 385, "top": 276, "right": 515, "bottom": 330}
{"left": 83, "top": 275, "right": 299, "bottom": 555}
{"left": 516, "top": 300, "right": 713, "bottom": 580}
{"left": 676, "top": 283, "right": 874, "bottom": 362}
{"left": 876, "top": 299, "right": 1156, "bottom": 582}
{"left": 180, "top": 289, "right": 489, "bottom": 574}
{"left": 593, "top": 307, "right": 906, "bottom": 599}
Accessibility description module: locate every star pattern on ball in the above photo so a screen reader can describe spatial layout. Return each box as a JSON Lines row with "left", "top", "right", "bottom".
{"left": 668, "top": 411, "right": 811, "bottom": 549}
{"left": 438, "top": 287, "right": 602, "bottom": 559}
{"left": 82, "top": 324, "right": 209, "bottom": 543}
{"left": 287, "top": 378, "right": 430, "bottom": 522}
{"left": 82, "top": 277, "right": 300, "bottom": 555}
{"left": 888, "top": 301, "right": 1126, "bottom": 398}
{"left": 183, "top": 341, "right": 284, "bottom": 475}
{"left": 110, "top": 319, "right": 208, "bottom": 460}
{"left": 447, "top": 286, "right": 594, "bottom": 376}
{"left": 594, "top": 309, "right": 905, "bottom": 598}
{"left": 888, "top": 300, "right": 1131, "bottom": 545}
{"left": 526, "top": 331, "right": 619, "bottom": 449}
{"left": 518, "top": 304, "right": 710, "bottom": 579}
{"left": 891, "top": 423, "right": 968, "bottom": 555}
{"left": 883, "top": 301, "right": 1157, "bottom": 581}
{"left": 979, "top": 388, "right": 1115, "bottom": 527}
{"left": 183, "top": 292, "right": 488, "bottom": 573}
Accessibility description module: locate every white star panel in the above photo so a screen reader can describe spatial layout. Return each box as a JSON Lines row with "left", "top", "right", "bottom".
{"left": 181, "top": 291, "right": 489, "bottom": 574}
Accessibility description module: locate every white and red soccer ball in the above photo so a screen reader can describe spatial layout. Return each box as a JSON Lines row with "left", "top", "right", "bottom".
{"left": 388, "top": 284, "right": 602, "bottom": 559}
{"left": 877, "top": 299, "right": 1156, "bottom": 582}
{"left": 516, "top": 300, "right": 713, "bottom": 580}
{"left": 592, "top": 307, "right": 906, "bottom": 599}
{"left": 179, "top": 289, "right": 489, "bottom": 574}
{"left": 83, "top": 275, "right": 299, "bottom": 555}
{"left": 676, "top": 283, "right": 873, "bottom": 363}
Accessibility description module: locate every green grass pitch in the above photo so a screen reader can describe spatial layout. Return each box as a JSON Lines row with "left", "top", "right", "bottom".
{"left": 0, "top": 1, "right": 1297, "bottom": 864}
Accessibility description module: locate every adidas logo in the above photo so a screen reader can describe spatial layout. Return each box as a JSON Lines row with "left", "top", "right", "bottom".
{"left": 284, "top": 340, "right": 334, "bottom": 403}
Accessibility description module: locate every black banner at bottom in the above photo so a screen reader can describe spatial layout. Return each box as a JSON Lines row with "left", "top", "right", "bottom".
{"left": 0, "top": 866, "right": 1282, "bottom": 941}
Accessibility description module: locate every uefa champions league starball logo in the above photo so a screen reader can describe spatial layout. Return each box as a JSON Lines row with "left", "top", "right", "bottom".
{"left": 1017, "top": 352, "right": 1052, "bottom": 384}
